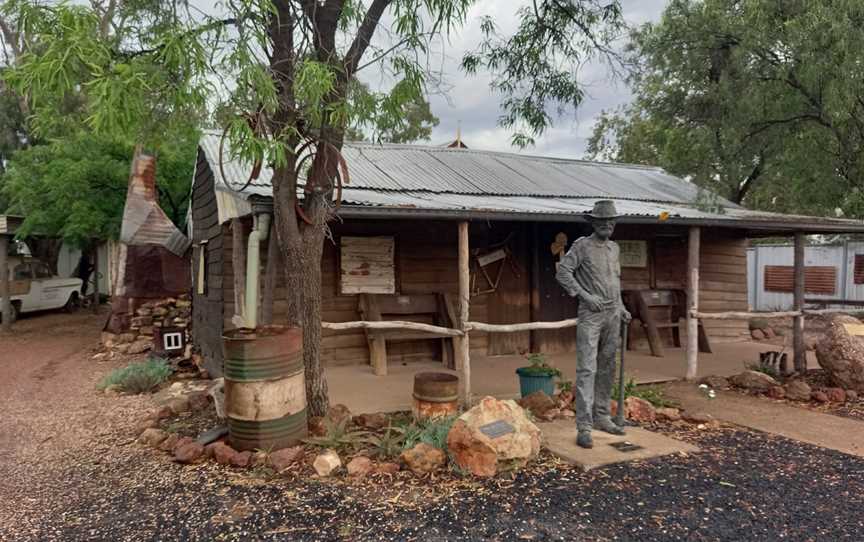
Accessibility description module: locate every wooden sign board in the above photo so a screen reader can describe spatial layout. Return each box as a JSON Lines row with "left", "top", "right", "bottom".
{"left": 843, "top": 323, "right": 864, "bottom": 336}
{"left": 340, "top": 236, "right": 396, "bottom": 294}
{"left": 619, "top": 240, "right": 648, "bottom": 268}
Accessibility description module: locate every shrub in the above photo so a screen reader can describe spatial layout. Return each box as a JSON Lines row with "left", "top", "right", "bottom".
{"left": 303, "top": 419, "right": 369, "bottom": 452}
{"left": 401, "top": 415, "right": 458, "bottom": 452}
{"left": 519, "top": 352, "right": 562, "bottom": 378}
{"left": 744, "top": 360, "right": 780, "bottom": 379}
{"left": 97, "top": 358, "right": 173, "bottom": 394}
{"left": 619, "top": 378, "right": 675, "bottom": 408}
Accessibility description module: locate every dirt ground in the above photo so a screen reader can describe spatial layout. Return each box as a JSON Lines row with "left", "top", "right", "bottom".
{"left": 4, "top": 312, "right": 864, "bottom": 541}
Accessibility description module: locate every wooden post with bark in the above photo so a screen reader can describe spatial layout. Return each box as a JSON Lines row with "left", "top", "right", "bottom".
{"left": 457, "top": 221, "right": 472, "bottom": 408}
{"left": 0, "top": 235, "right": 10, "bottom": 331}
{"left": 685, "top": 226, "right": 700, "bottom": 380}
{"left": 793, "top": 232, "right": 806, "bottom": 372}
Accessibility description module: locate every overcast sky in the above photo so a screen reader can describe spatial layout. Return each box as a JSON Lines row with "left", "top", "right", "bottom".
{"left": 412, "top": 0, "right": 667, "bottom": 159}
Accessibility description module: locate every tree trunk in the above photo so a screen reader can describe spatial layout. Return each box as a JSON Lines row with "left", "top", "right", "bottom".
{"left": 25, "top": 237, "right": 62, "bottom": 274}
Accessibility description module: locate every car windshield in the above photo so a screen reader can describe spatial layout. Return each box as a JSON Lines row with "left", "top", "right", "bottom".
{"left": 13, "top": 264, "right": 32, "bottom": 280}
{"left": 33, "top": 263, "right": 52, "bottom": 279}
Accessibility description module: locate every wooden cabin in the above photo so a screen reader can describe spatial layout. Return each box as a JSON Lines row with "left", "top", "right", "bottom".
{"left": 189, "top": 131, "right": 864, "bottom": 380}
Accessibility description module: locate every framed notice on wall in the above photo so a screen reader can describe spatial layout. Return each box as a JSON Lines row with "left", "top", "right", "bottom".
{"left": 618, "top": 240, "right": 648, "bottom": 268}
{"left": 340, "top": 236, "right": 396, "bottom": 294}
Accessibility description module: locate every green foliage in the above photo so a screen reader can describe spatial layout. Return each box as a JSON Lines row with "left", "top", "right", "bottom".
{"left": 347, "top": 82, "right": 439, "bottom": 143}
{"left": 302, "top": 419, "right": 369, "bottom": 453}
{"left": 519, "top": 352, "right": 562, "bottom": 378}
{"left": 97, "top": 358, "right": 172, "bottom": 394}
{"left": 587, "top": 0, "right": 864, "bottom": 218}
{"left": 621, "top": 378, "right": 674, "bottom": 408}
{"left": 1, "top": 129, "right": 197, "bottom": 245}
{"left": 400, "top": 415, "right": 457, "bottom": 452}
{"left": 462, "top": 1, "right": 626, "bottom": 147}
{"left": 359, "top": 423, "right": 408, "bottom": 459}
{"left": 557, "top": 379, "right": 574, "bottom": 393}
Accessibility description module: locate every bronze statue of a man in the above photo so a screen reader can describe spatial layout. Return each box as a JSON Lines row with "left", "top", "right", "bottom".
{"left": 555, "top": 200, "right": 631, "bottom": 449}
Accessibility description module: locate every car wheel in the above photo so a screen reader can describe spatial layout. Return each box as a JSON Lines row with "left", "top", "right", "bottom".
{"left": 64, "top": 292, "right": 81, "bottom": 313}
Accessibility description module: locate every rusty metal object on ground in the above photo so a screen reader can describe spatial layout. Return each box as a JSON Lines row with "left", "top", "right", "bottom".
{"left": 222, "top": 325, "right": 307, "bottom": 451}
{"left": 412, "top": 372, "right": 459, "bottom": 421}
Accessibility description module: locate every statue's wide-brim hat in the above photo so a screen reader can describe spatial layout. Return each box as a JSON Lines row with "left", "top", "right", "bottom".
{"left": 586, "top": 200, "right": 620, "bottom": 219}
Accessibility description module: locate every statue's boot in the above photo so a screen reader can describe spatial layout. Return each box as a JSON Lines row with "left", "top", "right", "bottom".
{"left": 595, "top": 417, "right": 625, "bottom": 436}
{"left": 576, "top": 429, "right": 594, "bottom": 449}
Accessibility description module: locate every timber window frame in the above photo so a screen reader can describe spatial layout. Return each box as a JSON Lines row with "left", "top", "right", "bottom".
{"left": 338, "top": 235, "right": 397, "bottom": 295}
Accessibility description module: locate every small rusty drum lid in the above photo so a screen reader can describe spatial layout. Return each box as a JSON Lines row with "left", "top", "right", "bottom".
{"left": 413, "top": 372, "right": 458, "bottom": 403}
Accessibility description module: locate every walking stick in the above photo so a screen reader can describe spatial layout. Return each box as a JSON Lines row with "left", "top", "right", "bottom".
{"left": 615, "top": 319, "right": 627, "bottom": 427}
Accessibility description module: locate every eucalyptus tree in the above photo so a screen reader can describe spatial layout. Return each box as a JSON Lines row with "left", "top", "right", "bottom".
{"left": 586, "top": 0, "right": 864, "bottom": 217}
{"left": 5, "top": 0, "right": 476, "bottom": 415}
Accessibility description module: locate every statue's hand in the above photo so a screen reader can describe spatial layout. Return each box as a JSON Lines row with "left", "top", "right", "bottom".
{"left": 580, "top": 294, "right": 603, "bottom": 312}
{"left": 620, "top": 308, "right": 632, "bottom": 323}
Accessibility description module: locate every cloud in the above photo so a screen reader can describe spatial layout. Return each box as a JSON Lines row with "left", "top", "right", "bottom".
{"left": 422, "top": 0, "right": 666, "bottom": 159}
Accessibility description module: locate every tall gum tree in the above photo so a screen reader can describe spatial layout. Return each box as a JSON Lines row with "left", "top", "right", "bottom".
{"left": 7, "top": 0, "right": 627, "bottom": 415}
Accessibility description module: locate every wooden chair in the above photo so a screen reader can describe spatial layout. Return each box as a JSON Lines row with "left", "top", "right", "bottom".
{"left": 357, "top": 293, "right": 457, "bottom": 376}
{"left": 623, "top": 289, "right": 711, "bottom": 357}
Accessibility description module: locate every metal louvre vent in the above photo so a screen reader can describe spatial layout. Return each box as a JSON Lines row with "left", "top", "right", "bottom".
{"left": 764, "top": 265, "right": 837, "bottom": 295}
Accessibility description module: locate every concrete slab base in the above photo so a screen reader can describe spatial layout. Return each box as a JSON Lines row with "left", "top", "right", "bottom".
{"left": 540, "top": 420, "right": 699, "bottom": 471}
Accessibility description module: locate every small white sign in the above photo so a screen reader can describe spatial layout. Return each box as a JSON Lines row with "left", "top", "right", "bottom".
{"left": 619, "top": 240, "right": 648, "bottom": 268}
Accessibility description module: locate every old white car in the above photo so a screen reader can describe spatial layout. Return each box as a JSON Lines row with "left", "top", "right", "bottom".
{"left": 1, "top": 258, "right": 84, "bottom": 322}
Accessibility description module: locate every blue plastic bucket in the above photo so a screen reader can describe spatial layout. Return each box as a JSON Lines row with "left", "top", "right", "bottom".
{"left": 515, "top": 367, "right": 556, "bottom": 397}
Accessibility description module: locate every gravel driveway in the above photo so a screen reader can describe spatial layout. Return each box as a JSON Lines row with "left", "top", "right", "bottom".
{"left": 3, "top": 313, "right": 864, "bottom": 541}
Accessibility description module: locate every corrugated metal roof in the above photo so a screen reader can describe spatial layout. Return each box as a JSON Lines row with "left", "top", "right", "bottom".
{"left": 198, "top": 130, "right": 864, "bottom": 233}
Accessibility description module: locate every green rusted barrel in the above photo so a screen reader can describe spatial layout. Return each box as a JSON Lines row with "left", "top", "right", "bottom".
{"left": 222, "top": 325, "right": 307, "bottom": 451}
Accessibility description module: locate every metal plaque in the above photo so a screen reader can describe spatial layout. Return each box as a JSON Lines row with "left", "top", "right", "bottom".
{"left": 479, "top": 420, "right": 516, "bottom": 439}
{"left": 609, "top": 441, "right": 644, "bottom": 453}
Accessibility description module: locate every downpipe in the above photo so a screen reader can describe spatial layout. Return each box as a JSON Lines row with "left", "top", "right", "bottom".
{"left": 244, "top": 212, "right": 271, "bottom": 330}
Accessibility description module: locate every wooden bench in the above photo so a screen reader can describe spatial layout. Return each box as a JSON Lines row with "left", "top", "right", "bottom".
{"left": 358, "top": 293, "right": 458, "bottom": 376}
{"left": 624, "top": 289, "right": 711, "bottom": 357}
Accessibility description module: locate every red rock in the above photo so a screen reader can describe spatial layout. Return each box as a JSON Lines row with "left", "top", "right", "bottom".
{"left": 135, "top": 418, "right": 159, "bottom": 435}
{"left": 846, "top": 390, "right": 859, "bottom": 402}
{"left": 815, "top": 315, "right": 864, "bottom": 390}
{"left": 751, "top": 329, "right": 766, "bottom": 340}
{"left": 211, "top": 442, "right": 239, "bottom": 465}
{"left": 138, "top": 428, "right": 168, "bottom": 447}
{"left": 374, "top": 462, "right": 401, "bottom": 475}
{"left": 174, "top": 441, "right": 205, "bottom": 464}
{"left": 352, "top": 413, "right": 388, "bottom": 430}
{"left": 557, "top": 409, "right": 576, "bottom": 420}
{"left": 730, "top": 370, "right": 778, "bottom": 391}
{"left": 625, "top": 396, "right": 656, "bottom": 423}
{"left": 556, "top": 391, "right": 574, "bottom": 408}
{"left": 682, "top": 411, "right": 715, "bottom": 424}
{"left": 159, "top": 433, "right": 181, "bottom": 452}
{"left": 767, "top": 386, "right": 786, "bottom": 399}
{"left": 188, "top": 392, "right": 210, "bottom": 411}
{"left": 699, "top": 375, "right": 730, "bottom": 389}
{"left": 517, "top": 390, "right": 557, "bottom": 418}
{"left": 308, "top": 416, "right": 327, "bottom": 437}
{"left": 655, "top": 407, "right": 681, "bottom": 421}
{"left": 231, "top": 451, "right": 252, "bottom": 468}
{"left": 784, "top": 380, "right": 812, "bottom": 401}
{"left": 824, "top": 387, "right": 846, "bottom": 403}
{"left": 446, "top": 397, "right": 541, "bottom": 478}
{"left": 400, "top": 443, "right": 446, "bottom": 475}
{"left": 763, "top": 327, "right": 776, "bottom": 339}
{"left": 537, "top": 408, "right": 560, "bottom": 422}
{"left": 812, "top": 390, "right": 829, "bottom": 403}
{"left": 173, "top": 436, "right": 195, "bottom": 454}
{"left": 346, "top": 456, "right": 373, "bottom": 477}
{"left": 326, "top": 404, "right": 352, "bottom": 427}
{"left": 167, "top": 396, "right": 191, "bottom": 415}
{"left": 269, "top": 446, "right": 304, "bottom": 472}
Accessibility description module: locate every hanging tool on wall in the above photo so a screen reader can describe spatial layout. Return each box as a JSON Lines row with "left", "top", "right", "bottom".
{"left": 470, "top": 233, "right": 524, "bottom": 296}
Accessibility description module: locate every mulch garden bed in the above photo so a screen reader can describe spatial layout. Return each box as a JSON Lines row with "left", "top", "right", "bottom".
{"left": 16, "top": 413, "right": 864, "bottom": 541}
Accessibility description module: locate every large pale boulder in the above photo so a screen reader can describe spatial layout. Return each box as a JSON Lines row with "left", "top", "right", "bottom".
{"left": 816, "top": 315, "right": 864, "bottom": 392}
{"left": 446, "top": 396, "right": 541, "bottom": 478}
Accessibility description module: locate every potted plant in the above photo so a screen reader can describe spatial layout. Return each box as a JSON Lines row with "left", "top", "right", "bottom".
{"left": 515, "top": 353, "right": 562, "bottom": 397}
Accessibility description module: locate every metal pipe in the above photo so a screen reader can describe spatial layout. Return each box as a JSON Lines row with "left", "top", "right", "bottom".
{"left": 615, "top": 319, "right": 627, "bottom": 427}
{"left": 244, "top": 212, "right": 271, "bottom": 330}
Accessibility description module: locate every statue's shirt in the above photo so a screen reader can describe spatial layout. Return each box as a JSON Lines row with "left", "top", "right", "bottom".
{"left": 555, "top": 234, "right": 621, "bottom": 308}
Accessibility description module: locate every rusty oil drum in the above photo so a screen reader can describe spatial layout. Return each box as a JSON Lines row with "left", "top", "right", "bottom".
{"left": 222, "top": 325, "right": 307, "bottom": 451}
{"left": 412, "top": 372, "right": 459, "bottom": 420}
